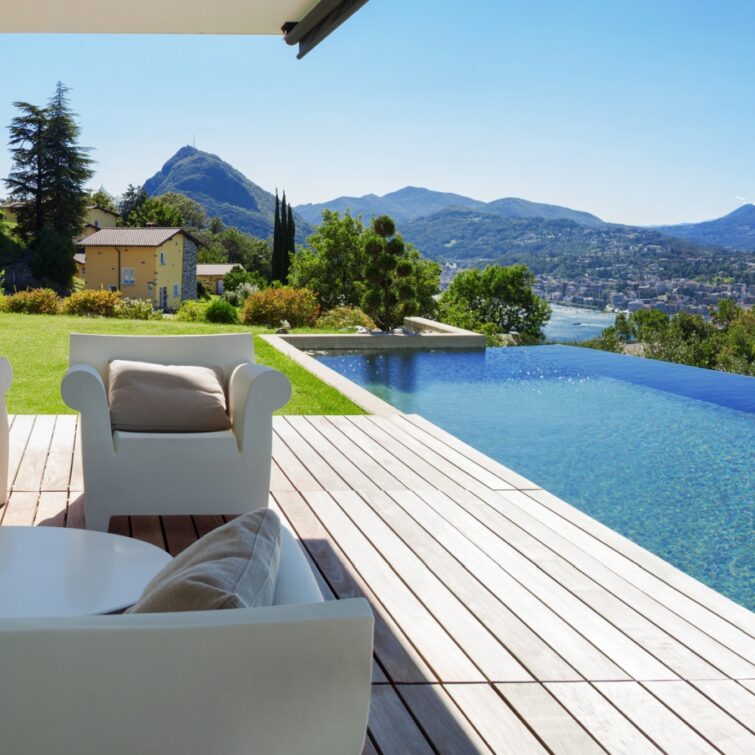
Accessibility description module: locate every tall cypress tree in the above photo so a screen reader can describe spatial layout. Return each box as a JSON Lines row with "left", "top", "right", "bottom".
{"left": 272, "top": 190, "right": 283, "bottom": 282}
{"left": 286, "top": 203, "right": 295, "bottom": 282}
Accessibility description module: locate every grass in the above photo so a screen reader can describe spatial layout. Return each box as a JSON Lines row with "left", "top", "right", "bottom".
{"left": 0, "top": 312, "right": 366, "bottom": 415}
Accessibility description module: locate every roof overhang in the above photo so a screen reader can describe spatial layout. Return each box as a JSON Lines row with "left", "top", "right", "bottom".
{"left": 0, "top": 0, "right": 368, "bottom": 58}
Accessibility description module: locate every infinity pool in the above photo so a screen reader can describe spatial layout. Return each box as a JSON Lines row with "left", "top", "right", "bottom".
{"left": 314, "top": 345, "right": 755, "bottom": 609}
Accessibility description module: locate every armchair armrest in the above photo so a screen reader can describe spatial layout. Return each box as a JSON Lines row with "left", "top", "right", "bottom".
{"left": 0, "top": 358, "right": 12, "bottom": 396}
{"left": 228, "top": 362, "right": 291, "bottom": 452}
{"left": 61, "top": 364, "right": 114, "bottom": 455}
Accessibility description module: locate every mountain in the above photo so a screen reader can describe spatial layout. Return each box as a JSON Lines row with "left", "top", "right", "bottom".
{"left": 655, "top": 204, "right": 755, "bottom": 251}
{"left": 295, "top": 187, "right": 604, "bottom": 227}
{"left": 143, "top": 146, "right": 308, "bottom": 239}
{"left": 400, "top": 208, "right": 750, "bottom": 281}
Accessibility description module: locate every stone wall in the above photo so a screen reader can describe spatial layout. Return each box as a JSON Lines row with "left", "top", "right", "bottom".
{"left": 182, "top": 237, "right": 197, "bottom": 301}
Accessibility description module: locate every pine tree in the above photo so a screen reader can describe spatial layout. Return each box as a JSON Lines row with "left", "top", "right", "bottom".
{"left": 44, "top": 82, "right": 93, "bottom": 239}
{"left": 4, "top": 82, "right": 93, "bottom": 243}
{"left": 5, "top": 102, "right": 48, "bottom": 242}
{"left": 361, "top": 215, "right": 418, "bottom": 330}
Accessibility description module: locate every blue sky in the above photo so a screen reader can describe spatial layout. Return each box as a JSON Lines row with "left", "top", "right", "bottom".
{"left": 0, "top": 0, "right": 753, "bottom": 225}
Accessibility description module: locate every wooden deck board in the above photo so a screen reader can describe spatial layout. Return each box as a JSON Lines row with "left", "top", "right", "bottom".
{"left": 3, "top": 413, "right": 753, "bottom": 754}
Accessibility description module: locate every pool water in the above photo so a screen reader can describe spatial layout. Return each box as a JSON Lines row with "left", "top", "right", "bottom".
{"left": 314, "top": 345, "right": 755, "bottom": 609}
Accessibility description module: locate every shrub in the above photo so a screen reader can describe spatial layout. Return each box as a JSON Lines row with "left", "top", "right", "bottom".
{"left": 63, "top": 289, "right": 122, "bottom": 317}
{"left": 204, "top": 297, "right": 238, "bottom": 324}
{"left": 116, "top": 298, "right": 163, "bottom": 321}
{"left": 222, "top": 281, "right": 259, "bottom": 308}
{"left": 175, "top": 300, "right": 208, "bottom": 322}
{"left": 4, "top": 288, "right": 60, "bottom": 315}
{"left": 240, "top": 286, "right": 319, "bottom": 328}
{"left": 316, "top": 306, "right": 376, "bottom": 330}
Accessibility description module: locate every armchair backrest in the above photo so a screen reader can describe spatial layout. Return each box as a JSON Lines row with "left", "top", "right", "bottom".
{"left": 69, "top": 333, "right": 255, "bottom": 385}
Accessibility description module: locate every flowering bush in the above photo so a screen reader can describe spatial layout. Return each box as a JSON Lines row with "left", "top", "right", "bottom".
{"left": 116, "top": 298, "right": 163, "bottom": 320}
{"left": 240, "top": 286, "right": 319, "bottom": 328}
{"left": 63, "top": 289, "right": 121, "bottom": 317}
{"left": 316, "top": 306, "right": 376, "bottom": 331}
{"left": 3, "top": 288, "right": 60, "bottom": 315}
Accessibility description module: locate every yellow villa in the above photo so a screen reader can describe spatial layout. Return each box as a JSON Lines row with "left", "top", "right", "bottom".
{"left": 78, "top": 227, "right": 199, "bottom": 310}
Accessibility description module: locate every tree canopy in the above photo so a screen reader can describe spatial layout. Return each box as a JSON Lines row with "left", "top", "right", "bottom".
{"left": 4, "top": 82, "right": 93, "bottom": 244}
{"left": 439, "top": 264, "right": 551, "bottom": 343}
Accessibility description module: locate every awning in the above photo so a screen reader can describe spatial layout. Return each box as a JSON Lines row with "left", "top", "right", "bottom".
{"left": 0, "top": 0, "right": 369, "bottom": 58}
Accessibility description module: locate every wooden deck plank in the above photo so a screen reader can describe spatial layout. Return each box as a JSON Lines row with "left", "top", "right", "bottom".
{"left": 367, "top": 685, "right": 434, "bottom": 755}
{"left": 70, "top": 419, "right": 83, "bottom": 492}
{"left": 303, "top": 490, "right": 484, "bottom": 682}
{"left": 406, "top": 488, "right": 673, "bottom": 681}
{"left": 275, "top": 418, "right": 350, "bottom": 491}
{"left": 330, "top": 489, "right": 533, "bottom": 682}
{"left": 3, "top": 414, "right": 753, "bottom": 755}
{"left": 41, "top": 414, "right": 77, "bottom": 491}
{"left": 444, "top": 683, "right": 549, "bottom": 753}
{"left": 433, "top": 492, "right": 741, "bottom": 678}
{"left": 272, "top": 428, "right": 323, "bottom": 492}
{"left": 522, "top": 489, "right": 755, "bottom": 666}
{"left": 130, "top": 515, "right": 166, "bottom": 549}
{"left": 12, "top": 414, "right": 55, "bottom": 491}
{"left": 472, "top": 487, "right": 745, "bottom": 680}
{"left": 384, "top": 413, "right": 516, "bottom": 491}
{"left": 594, "top": 681, "right": 717, "bottom": 754}
{"left": 643, "top": 681, "right": 755, "bottom": 754}
{"left": 274, "top": 489, "right": 439, "bottom": 684}
{"left": 285, "top": 415, "right": 381, "bottom": 492}
{"left": 305, "top": 415, "right": 406, "bottom": 491}
{"left": 34, "top": 491, "right": 67, "bottom": 527}
{"left": 545, "top": 682, "right": 662, "bottom": 754}
{"left": 324, "top": 415, "right": 438, "bottom": 491}
{"left": 527, "top": 487, "right": 755, "bottom": 639}
{"left": 403, "top": 412, "right": 540, "bottom": 490}
{"left": 383, "top": 491, "right": 629, "bottom": 681}
{"left": 398, "top": 684, "right": 494, "bottom": 754}
{"left": 0, "top": 491, "right": 38, "bottom": 525}
{"left": 497, "top": 682, "right": 605, "bottom": 754}
{"left": 6, "top": 414, "right": 35, "bottom": 490}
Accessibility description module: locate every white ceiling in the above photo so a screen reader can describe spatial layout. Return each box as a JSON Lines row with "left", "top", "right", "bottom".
{"left": 0, "top": 0, "right": 321, "bottom": 34}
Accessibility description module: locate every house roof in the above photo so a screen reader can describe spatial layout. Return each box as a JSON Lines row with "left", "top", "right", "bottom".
{"left": 74, "top": 253, "right": 86, "bottom": 265}
{"left": 0, "top": 1, "right": 369, "bottom": 57}
{"left": 197, "top": 264, "right": 241, "bottom": 277}
{"left": 78, "top": 227, "right": 201, "bottom": 248}
{"left": 87, "top": 205, "right": 120, "bottom": 217}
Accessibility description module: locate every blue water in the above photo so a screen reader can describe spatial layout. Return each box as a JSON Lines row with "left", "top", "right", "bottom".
{"left": 315, "top": 346, "right": 755, "bottom": 609}
{"left": 545, "top": 304, "right": 616, "bottom": 342}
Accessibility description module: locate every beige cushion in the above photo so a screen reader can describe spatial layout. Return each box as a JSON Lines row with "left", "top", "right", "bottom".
{"left": 108, "top": 359, "right": 232, "bottom": 432}
{"left": 127, "top": 509, "right": 281, "bottom": 613}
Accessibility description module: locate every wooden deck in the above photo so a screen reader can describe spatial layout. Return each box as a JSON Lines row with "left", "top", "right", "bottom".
{"left": 2, "top": 413, "right": 754, "bottom": 754}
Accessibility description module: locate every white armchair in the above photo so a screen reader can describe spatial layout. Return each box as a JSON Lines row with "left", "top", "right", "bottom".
{"left": 61, "top": 334, "right": 291, "bottom": 531}
{"left": 0, "top": 357, "right": 12, "bottom": 505}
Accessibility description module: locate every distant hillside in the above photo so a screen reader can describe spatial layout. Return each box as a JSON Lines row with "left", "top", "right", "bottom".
{"left": 295, "top": 186, "right": 604, "bottom": 227}
{"left": 401, "top": 208, "right": 749, "bottom": 280}
{"left": 655, "top": 204, "right": 755, "bottom": 251}
{"left": 143, "top": 146, "right": 308, "bottom": 240}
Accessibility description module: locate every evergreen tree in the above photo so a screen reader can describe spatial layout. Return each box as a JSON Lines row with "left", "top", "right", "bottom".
{"left": 5, "top": 102, "right": 48, "bottom": 242}
{"left": 272, "top": 190, "right": 283, "bottom": 282}
{"left": 44, "top": 82, "right": 94, "bottom": 239}
{"left": 361, "top": 215, "right": 419, "bottom": 330}
{"left": 4, "top": 83, "right": 93, "bottom": 243}
{"left": 286, "top": 202, "right": 295, "bottom": 279}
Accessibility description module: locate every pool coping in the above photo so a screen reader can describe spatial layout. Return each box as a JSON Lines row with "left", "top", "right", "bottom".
{"left": 260, "top": 334, "right": 403, "bottom": 416}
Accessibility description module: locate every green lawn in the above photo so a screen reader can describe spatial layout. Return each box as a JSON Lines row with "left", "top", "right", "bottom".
{"left": 0, "top": 312, "right": 365, "bottom": 415}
